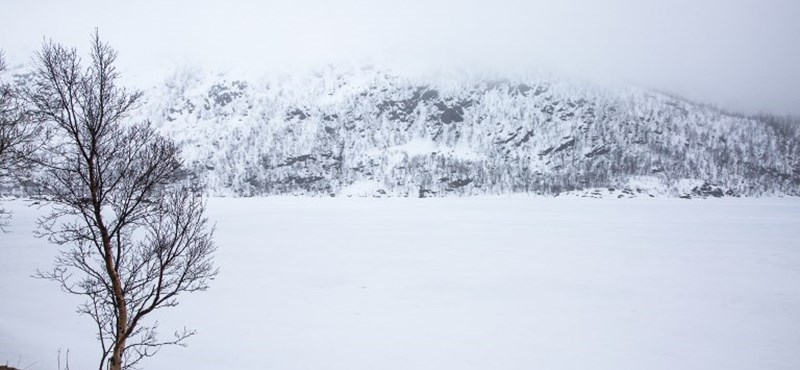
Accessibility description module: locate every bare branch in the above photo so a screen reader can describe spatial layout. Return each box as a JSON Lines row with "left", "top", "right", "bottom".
{"left": 0, "top": 50, "right": 42, "bottom": 229}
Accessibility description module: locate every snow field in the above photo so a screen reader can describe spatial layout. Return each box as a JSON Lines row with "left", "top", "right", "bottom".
{"left": 1, "top": 197, "right": 799, "bottom": 370}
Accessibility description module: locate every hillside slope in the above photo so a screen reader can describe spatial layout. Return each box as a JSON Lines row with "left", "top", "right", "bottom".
{"left": 141, "top": 67, "right": 799, "bottom": 197}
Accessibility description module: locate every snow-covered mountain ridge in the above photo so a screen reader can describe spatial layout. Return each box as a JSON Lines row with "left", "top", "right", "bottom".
{"left": 139, "top": 66, "right": 800, "bottom": 197}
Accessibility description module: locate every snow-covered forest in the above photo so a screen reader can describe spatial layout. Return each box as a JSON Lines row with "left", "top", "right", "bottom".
{"left": 136, "top": 67, "right": 800, "bottom": 198}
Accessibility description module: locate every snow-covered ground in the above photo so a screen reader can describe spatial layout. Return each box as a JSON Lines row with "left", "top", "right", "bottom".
{"left": 1, "top": 197, "right": 799, "bottom": 370}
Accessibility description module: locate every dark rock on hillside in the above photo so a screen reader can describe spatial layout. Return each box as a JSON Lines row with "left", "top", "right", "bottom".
{"left": 278, "top": 154, "right": 316, "bottom": 167}
{"left": 287, "top": 109, "right": 308, "bottom": 120}
{"left": 585, "top": 145, "right": 610, "bottom": 158}
{"left": 691, "top": 182, "right": 727, "bottom": 198}
{"left": 418, "top": 188, "right": 436, "bottom": 198}
{"left": 207, "top": 81, "right": 247, "bottom": 107}
{"left": 553, "top": 136, "right": 576, "bottom": 154}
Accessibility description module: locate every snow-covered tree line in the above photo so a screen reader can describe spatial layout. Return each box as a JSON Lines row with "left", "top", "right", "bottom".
{"left": 141, "top": 66, "right": 799, "bottom": 197}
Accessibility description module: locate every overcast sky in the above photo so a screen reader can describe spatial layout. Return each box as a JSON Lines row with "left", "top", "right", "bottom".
{"left": 1, "top": 0, "right": 798, "bottom": 115}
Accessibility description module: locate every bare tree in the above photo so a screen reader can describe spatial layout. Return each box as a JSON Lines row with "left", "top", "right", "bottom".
{"left": 26, "top": 32, "right": 217, "bottom": 370}
{"left": 0, "top": 50, "right": 39, "bottom": 229}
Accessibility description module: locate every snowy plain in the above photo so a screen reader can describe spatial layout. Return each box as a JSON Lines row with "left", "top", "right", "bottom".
{"left": 1, "top": 197, "right": 799, "bottom": 370}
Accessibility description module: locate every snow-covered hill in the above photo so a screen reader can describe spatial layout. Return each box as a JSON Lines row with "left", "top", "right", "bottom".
{"left": 139, "top": 66, "right": 800, "bottom": 197}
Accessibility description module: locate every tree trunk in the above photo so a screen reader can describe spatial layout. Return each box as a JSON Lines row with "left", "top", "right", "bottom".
{"left": 101, "top": 233, "right": 127, "bottom": 370}
{"left": 110, "top": 340, "right": 124, "bottom": 370}
{"left": 88, "top": 153, "right": 129, "bottom": 370}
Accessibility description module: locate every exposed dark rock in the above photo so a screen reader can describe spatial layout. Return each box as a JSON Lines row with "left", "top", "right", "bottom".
{"left": 282, "top": 175, "right": 324, "bottom": 186}
{"left": 553, "top": 136, "right": 576, "bottom": 153}
{"left": 287, "top": 109, "right": 308, "bottom": 120}
{"left": 585, "top": 145, "right": 610, "bottom": 158}
{"left": 539, "top": 146, "right": 554, "bottom": 156}
{"left": 418, "top": 188, "right": 436, "bottom": 198}
{"left": 692, "top": 182, "right": 725, "bottom": 198}
{"left": 434, "top": 101, "right": 468, "bottom": 124}
{"left": 278, "top": 154, "right": 316, "bottom": 167}
{"left": 516, "top": 130, "right": 534, "bottom": 146}
{"left": 495, "top": 127, "right": 523, "bottom": 145}
{"left": 439, "top": 107, "right": 464, "bottom": 124}
{"left": 377, "top": 87, "right": 439, "bottom": 122}
{"left": 208, "top": 82, "right": 246, "bottom": 107}
{"left": 448, "top": 178, "right": 473, "bottom": 188}
{"left": 320, "top": 151, "right": 343, "bottom": 162}
{"left": 508, "top": 83, "right": 533, "bottom": 96}
{"left": 420, "top": 89, "right": 439, "bottom": 101}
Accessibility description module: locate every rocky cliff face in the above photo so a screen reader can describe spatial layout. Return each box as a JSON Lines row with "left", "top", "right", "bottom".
{"left": 141, "top": 66, "right": 800, "bottom": 197}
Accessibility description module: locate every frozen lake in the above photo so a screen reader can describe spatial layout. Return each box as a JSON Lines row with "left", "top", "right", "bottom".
{"left": 2, "top": 197, "right": 800, "bottom": 370}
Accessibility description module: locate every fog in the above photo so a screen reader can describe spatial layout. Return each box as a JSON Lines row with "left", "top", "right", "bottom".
{"left": 1, "top": 0, "right": 798, "bottom": 115}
